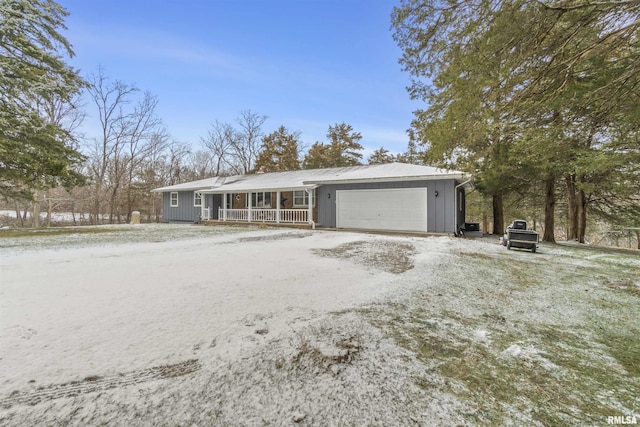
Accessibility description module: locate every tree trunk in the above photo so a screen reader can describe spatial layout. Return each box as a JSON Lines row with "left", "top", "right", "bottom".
{"left": 15, "top": 202, "right": 24, "bottom": 227}
{"left": 635, "top": 230, "right": 639, "bottom": 250}
{"left": 492, "top": 191, "right": 504, "bottom": 235}
{"left": 93, "top": 187, "right": 101, "bottom": 225}
{"left": 577, "top": 189, "right": 587, "bottom": 243}
{"left": 72, "top": 200, "right": 77, "bottom": 226}
{"left": 32, "top": 189, "right": 41, "bottom": 228}
{"left": 46, "top": 196, "right": 52, "bottom": 227}
{"left": 109, "top": 183, "right": 120, "bottom": 224}
{"left": 483, "top": 211, "right": 488, "bottom": 235}
{"left": 565, "top": 175, "right": 578, "bottom": 240}
{"left": 126, "top": 186, "right": 133, "bottom": 223}
{"left": 543, "top": 176, "right": 556, "bottom": 243}
{"left": 155, "top": 195, "right": 160, "bottom": 222}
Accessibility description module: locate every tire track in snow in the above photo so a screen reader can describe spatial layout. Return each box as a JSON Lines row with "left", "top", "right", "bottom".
{"left": 0, "top": 359, "right": 200, "bottom": 409}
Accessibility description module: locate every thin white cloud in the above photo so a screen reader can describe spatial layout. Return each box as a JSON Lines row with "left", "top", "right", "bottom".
{"left": 68, "top": 22, "right": 251, "bottom": 78}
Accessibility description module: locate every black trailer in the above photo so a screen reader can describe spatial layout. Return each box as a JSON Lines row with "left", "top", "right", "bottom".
{"left": 502, "top": 220, "right": 539, "bottom": 253}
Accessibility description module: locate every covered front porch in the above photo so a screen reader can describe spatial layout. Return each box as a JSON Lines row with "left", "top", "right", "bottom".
{"left": 198, "top": 186, "right": 318, "bottom": 228}
{"left": 216, "top": 207, "right": 310, "bottom": 223}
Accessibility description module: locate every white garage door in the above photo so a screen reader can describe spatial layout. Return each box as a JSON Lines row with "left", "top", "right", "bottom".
{"left": 336, "top": 188, "right": 428, "bottom": 232}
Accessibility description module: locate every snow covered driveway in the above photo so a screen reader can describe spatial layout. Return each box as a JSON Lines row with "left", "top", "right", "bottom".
{"left": 0, "top": 227, "right": 408, "bottom": 389}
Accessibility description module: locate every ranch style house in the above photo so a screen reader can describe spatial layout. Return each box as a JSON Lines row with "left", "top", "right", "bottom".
{"left": 151, "top": 163, "right": 473, "bottom": 234}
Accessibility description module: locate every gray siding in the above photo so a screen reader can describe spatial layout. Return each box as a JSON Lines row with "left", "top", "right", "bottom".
{"left": 162, "top": 191, "right": 200, "bottom": 222}
{"left": 317, "top": 179, "right": 465, "bottom": 233}
{"left": 162, "top": 193, "right": 224, "bottom": 222}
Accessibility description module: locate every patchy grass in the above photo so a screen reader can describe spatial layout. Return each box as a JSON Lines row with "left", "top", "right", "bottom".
{"left": 0, "top": 223, "right": 253, "bottom": 253}
{"left": 0, "top": 227, "right": 115, "bottom": 238}
{"left": 360, "top": 241, "right": 640, "bottom": 425}
{"left": 603, "top": 278, "right": 640, "bottom": 297}
{"left": 315, "top": 240, "right": 416, "bottom": 274}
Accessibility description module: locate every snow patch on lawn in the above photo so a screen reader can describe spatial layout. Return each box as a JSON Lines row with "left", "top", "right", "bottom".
{"left": 501, "top": 344, "right": 561, "bottom": 372}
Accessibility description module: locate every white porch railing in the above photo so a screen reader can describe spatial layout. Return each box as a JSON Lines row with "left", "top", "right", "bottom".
{"left": 278, "top": 209, "right": 308, "bottom": 223}
{"left": 218, "top": 208, "right": 308, "bottom": 223}
{"left": 221, "top": 208, "right": 249, "bottom": 221}
{"left": 202, "top": 207, "right": 211, "bottom": 221}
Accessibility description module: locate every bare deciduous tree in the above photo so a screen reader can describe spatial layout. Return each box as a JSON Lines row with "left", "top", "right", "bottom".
{"left": 87, "top": 67, "right": 138, "bottom": 224}
{"left": 202, "top": 110, "right": 267, "bottom": 175}
{"left": 232, "top": 110, "right": 267, "bottom": 174}
{"left": 201, "top": 121, "right": 236, "bottom": 176}
{"left": 87, "top": 68, "right": 164, "bottom": 223}
{"left": 118, "top": 92, "right": 164, "bottom": 222}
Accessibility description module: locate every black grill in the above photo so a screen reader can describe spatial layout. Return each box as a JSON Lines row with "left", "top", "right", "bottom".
{"left": 464, "top": 222, "right": 480, "bottom": 231}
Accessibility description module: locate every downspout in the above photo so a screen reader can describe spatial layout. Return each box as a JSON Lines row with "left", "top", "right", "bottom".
{"left": 305, "top": 188, "right": 316, "bottom": 229}
{"left": 454, "top": 179, "right": 472, "bottom": 237}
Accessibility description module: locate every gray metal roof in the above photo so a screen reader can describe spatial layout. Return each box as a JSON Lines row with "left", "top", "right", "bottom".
{"left": 150, "top": 176, "right": 225, "bottom": 192}
{"left": 152, "top": 163, "right": 471, "bottom": 194}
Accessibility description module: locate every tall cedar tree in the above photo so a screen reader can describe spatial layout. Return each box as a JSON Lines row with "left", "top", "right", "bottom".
{"left": 254, "top": 126, "right": 301, "bottom": 172}
{"left": 0, "top": 0, "right": 86, "bottom": 200}
{"left": 303, "top": 123, "right": 363, "bottom": 169}
{"left": 368, "top": 147, "right": 395, "bottom": 164}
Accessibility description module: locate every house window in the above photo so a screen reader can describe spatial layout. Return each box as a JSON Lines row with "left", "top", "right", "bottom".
{"left": 170, "top": 192, "right": 179, "bottom": 207}
{"left": 194, "top": 192, "right": 202, "bottom": 207}
{"left": 246, "top": 192, "right": 272, "bottom": 208}
{"left": 293, "top": 189, "right": 315, "bottom": 207}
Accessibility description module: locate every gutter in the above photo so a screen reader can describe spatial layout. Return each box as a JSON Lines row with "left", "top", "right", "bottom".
{"left": 199, "top": 184, "right": 319, "bottom": 194}
{"left": 303, "top": 174, "right": 467, "bottom": 186}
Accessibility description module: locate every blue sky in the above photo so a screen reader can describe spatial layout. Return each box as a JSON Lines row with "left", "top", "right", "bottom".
{"left": 60, "top": 0, "right": 420, "bottom": 156}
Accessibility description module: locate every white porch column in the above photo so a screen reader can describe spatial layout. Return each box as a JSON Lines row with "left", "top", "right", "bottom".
{"left": 222, "top": 193, "right": 227, "bottom": 221}
{"left": 247, "top": 192, "right": 252, "bottom": 222}
{"left": 198, "top": 192, "right": 205, "bottom": 220}
{"left": 305, "top": 188, "right": 313, "bottom": 226}
{"left": 276, "top": 191, "right": 281, "bottom": 223}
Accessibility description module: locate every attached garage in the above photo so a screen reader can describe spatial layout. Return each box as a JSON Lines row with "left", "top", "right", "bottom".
{"left": 336, "top": 188, "right": 428, "bottom": 232}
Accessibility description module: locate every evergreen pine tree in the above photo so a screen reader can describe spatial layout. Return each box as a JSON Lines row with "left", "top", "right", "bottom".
{"left": 0, "top": 0, "right": 86, "bottom": 200}
{"left": 255, "top": 126, "right": 300, "bottom": 172}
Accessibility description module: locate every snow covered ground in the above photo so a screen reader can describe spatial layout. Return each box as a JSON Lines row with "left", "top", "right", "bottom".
{"left": 0, "top": 224, "right": 638, "bottom": 425}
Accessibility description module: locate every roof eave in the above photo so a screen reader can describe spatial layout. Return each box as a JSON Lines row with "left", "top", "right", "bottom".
{"left": 152, "top": 186, "right": 216, "bottom": 192}
{"left": 303, "top": 174, "right": 468, "bottom": 186}
{"left": 199, "top": 184, "right": 319, "bottom": 194}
